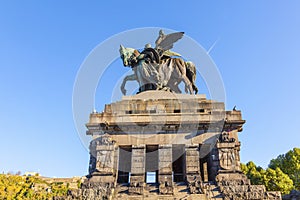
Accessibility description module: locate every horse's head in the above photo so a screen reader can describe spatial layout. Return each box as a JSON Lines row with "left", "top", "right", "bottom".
{"left": 119, "top": 45, "right": 140, "bottom": 67}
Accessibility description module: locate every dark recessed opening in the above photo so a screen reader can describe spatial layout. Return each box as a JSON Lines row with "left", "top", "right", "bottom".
{"left": 125, "top": 110, "right": 133, "bottom": 114}
{"left": 172, "top": 144, "right": 185, "bottom": 182}
{"left": 117, "top": 146, "right": 132, "bottom": 184}
{"left": 197, "top": 109, "right": 205, "bottom": 113}
{"left": 174, "top": 109, "right": 181, "bottom": 113}
{"left": 145, "top": 145, "right": 158, "bottom": 183}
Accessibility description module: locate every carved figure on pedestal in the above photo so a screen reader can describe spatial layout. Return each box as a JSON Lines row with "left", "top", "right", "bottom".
{"left": 159, "top": 180, "right": 174, "bottom": 195}
{"left": 187, "top": 175, "right": 204, "bottom": 194}
{"left": 129, "top": 181, "right": 145, "bottom": 195}
{"left": 219, "top": 131, "right": 236, "bottom": 143}
{"left": 95, "top": 134, "right": 115, "bottom": 146}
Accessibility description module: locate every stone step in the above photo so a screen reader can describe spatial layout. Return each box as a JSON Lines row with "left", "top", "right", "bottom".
{"left": 199, "top": 183, "right": 221, "bottom": 199}
{"left": 114, "top": 183, "right": 223, "bottom": 200}
{"left": 115, "top": 194, "right": 210, "bottom": 200}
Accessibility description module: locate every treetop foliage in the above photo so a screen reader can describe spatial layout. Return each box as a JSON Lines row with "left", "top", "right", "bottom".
{"left": 242, "top": 147, "right": 300, "bottom": 195}
{"left": 269, "top": 147, "right": 300, "bottom": 190}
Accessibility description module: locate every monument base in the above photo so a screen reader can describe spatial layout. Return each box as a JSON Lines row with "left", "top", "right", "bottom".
{"left": 65, "top": 91, "right": 281, "bottom": 200}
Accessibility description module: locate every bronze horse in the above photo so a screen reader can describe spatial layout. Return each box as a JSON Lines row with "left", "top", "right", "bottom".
{"left": 119, "top": 45, "right": 198, "bottom": 95}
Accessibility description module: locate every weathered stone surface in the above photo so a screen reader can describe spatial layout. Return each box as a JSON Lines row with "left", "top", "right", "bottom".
{"left": 88, "top": 134, "right": 117, "bottom": 175}
{"left": 216, "top": 172, "right": 282, "bottom": 200}
{"left": 65, "top": 91, "right": 282, "bottom": 199}
{"left": 158, "top": 145, "right": 174, "bottom": 195}
{"left": 86, "top": 91, "right": 244, "bottom": 137}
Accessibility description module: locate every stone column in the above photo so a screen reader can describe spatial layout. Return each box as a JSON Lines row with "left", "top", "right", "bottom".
{"left": 158, "top": 145, "right": 174, "bottom": 195}
{"left": 185, "top": 145, "right": 203, "bottom": 194}
{"left": 129, "top": 145, "right": 146, "bottom": 195}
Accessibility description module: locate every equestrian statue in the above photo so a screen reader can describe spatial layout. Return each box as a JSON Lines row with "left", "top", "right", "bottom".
{"left": 119, "top": 30, "right": 198, "bottom": 95}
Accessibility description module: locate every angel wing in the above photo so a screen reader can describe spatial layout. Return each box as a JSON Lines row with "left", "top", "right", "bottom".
{"left": 155, "top": 30, "right": 184, "bottom": 52}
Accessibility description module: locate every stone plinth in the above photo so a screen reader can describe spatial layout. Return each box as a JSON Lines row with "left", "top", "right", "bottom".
{"left": 68, "top": 91, "right": 282, "bottom": 200}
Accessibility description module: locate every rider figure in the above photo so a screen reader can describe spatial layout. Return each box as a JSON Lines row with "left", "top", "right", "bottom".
{"left": 132, "top": 43, "right": 160, "bottom": 64}
{"left": 131, "top": 44, "right": 163, "bottom": 91}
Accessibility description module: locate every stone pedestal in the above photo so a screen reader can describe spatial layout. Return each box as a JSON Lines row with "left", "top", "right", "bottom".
{"left": 80, "top": 134, "right": 117, "bottom": 200}
{"left": 215, "top": 132, "right": 281, "bottom": 200}
{"left": 69, "top": 91, "right": 283, "bottom": 199}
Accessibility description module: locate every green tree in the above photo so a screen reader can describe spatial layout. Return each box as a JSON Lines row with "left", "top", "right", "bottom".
{"left": 241, "top": 161, "right": 265, "bottom": 185}
{"left": 269, "top": 147, "right": 300, "bottom": 190}
{"left": 0, "top": 174, "right": 70, "bottom": 199}
{"left": 51, "top": 182, "right": 69, "bottom": 196}
{"left": 263, "top": 167, "right": 294, "bottom": 195}
{"left": 241, "top": 161, "right": 294, "bottom": 194}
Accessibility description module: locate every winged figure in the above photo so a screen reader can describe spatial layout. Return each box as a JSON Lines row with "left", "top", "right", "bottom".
{"left": 155, "top": 30, "right": 184, "bottom": 57}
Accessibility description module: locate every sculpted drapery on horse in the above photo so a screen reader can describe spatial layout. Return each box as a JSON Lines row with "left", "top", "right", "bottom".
{"left": 119, "top": 30, "right": 198, "bottom": 95}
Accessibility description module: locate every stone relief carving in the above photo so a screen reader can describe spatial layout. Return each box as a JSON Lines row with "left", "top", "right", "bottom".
{"left": 66, "top": 182, "right": 113, "bottom": 200}
{"left": 95, "top": 150, "right": 113, "bottom": 173}
{"left": 159, "top": 180, "right": 174, "bottom": 195}
{"left": 91, "top": 134, "right": 115, "bottom": 146}
{"left": 128, "top": 181, "right": 145, "bottom": 195}
{"left": 216, "top": 174, "right": 281, "bottom": 200}
{"left": 219, "top": 148, "right": 236, "bottom": 170}
{"left": 88, "top": 134, "right": 116, "bottom": 175}
{"left": 219, "top": 131, "right": 236, "bottom": 143}
{"left": 187, "top": 175, "right": 204, "bottom": 194}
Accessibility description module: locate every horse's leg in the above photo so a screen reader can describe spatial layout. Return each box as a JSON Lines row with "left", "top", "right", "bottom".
{"left": 120, "top": 73, "right": 137, "bottom": 95}
{"left": 174, "top": 58, "right": 194, "bottom": 94}
{"left": 189, "top": 73, "right": 198, "bottom": 94}
{"left": 193, "top": 83, "right": 198, "bottom": 94}
{"left": 180, "top": 64, "right": 193, "bottom": 94}
{"left": 190, "top": 70, "right": 198, "bottom": 94}
{"left": 174, "top": 82, "right": 181, "bottom": 93}
{"left": 183, "top": 75, "right": 194, "bottom": 94}
{"left": 167, "top": 76, "right": 181, "bottom": 93}
{"left": 185, "top": 61, "right": 199, "bottom": 94}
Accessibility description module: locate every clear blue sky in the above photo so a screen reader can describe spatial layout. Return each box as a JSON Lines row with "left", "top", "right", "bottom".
{"left": 0, "top": 1, "right": 299, "bottom": 177}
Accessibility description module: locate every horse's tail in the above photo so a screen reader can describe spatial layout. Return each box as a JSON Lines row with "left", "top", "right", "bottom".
{"left": 185, "top": 61, "right": 198, "bottom": 94}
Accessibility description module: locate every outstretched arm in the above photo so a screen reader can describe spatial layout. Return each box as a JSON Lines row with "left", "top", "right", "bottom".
{"left": 121, "top": 73, "right": 137, "bottom": 95}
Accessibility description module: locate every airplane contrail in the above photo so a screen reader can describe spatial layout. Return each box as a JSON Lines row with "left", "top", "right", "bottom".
{"left": 207, "top": 38, "right": 220, "bottom": 54}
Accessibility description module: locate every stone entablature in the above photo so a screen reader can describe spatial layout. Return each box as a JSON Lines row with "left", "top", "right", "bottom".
{"left": 86, "top": 91, "right": 244, "bottom": 136}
